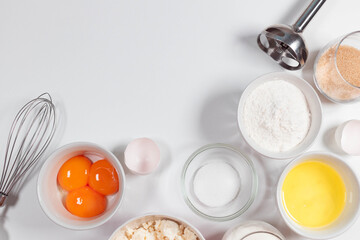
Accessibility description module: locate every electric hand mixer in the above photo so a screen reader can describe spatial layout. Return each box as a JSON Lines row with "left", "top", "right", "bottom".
{"left": 257, "top": 0, "right": 326, "bottom": 70}
{"left": 0, "top": 93, "right": 56, "bottom": 206}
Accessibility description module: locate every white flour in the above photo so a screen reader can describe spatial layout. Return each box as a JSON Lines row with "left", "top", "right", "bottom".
{"left": 242, "top": 80, "right": 310, "bottom": 152}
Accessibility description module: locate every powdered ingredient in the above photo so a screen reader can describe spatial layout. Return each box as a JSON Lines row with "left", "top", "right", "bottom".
{"left": 193, "top": 162, "right": 240, "bottom": 207}
{"left": 315, "top": 45, "right": 360, "bottom": 101}
{"left": 243, "top": 80, "right": 311, "bottom": 152}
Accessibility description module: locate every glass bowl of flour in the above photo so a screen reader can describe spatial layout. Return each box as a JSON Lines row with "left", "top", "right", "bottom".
{"left": 238, "top": 72, "right": 322, "bottom": 159}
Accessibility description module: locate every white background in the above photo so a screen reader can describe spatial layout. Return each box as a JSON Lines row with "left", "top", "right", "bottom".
{"left": 0, "top": 0, "right": 360, "bottom": 239}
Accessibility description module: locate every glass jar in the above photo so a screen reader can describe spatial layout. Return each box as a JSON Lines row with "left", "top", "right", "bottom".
{"left": 314, "top": 31, "right": 360, "bottom": 103}
{"left": 222, "top": 221, "right": 285, "bottom": 240}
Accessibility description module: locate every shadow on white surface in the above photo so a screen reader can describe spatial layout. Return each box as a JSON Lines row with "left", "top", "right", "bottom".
{"left": 199, "top": 90, "right": 241, "bottom": 143}
{"left": 323, "top": 126, "right": 345, "bottom": 155}
{"left": 113, "top": 144, "right": 131, "bottom": 175}
{"left": 0, "top": 197, "right": 13, "bottom": 240}
{"left": 301, "top": 49, "right": 335, "bottom": 107}
{"left": 301, "top": 49, "right": 319, "bottom": 85}
{"left": 207, "top": 231, "right": 224, "bottom": 240}
{"left": 231, "top": 130, "right": 304, "bottom": 240}
{"left": 243, "top": 154, "right": 302, "bottom": 240}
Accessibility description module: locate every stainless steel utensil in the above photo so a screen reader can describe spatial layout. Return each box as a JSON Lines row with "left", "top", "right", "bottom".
{"left": 257, "top": 0, "right": 326, "bottom": 70}
{"left": 0, "top": 93, "right": 56, "bottom": 206}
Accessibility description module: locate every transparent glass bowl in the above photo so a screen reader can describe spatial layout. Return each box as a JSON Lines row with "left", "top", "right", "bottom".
{"left": 314, "top": 31, "right": 360, "bottom": 103}
{"left": 181, "top": 143, "right": 258, "bottom": 221}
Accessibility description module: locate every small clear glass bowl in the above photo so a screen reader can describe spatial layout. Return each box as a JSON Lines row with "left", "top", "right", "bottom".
{"left": 181, "top": 143, "right": 258, "bottom": 221}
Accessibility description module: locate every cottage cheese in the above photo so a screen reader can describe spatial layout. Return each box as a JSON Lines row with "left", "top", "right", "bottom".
{"left": 112, "top": 219, "right": 199, "bottom": 240}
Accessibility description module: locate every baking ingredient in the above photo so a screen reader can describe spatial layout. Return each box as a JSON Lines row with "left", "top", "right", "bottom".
{"left": 65, "top": 186, "right": 107, "bottom": 218}
{"left": 222, "top": 221, "right": 284, "bottom": 240}
{"left": 112, "top": 219, "right": 199, "bottom": 240}
{"left": 243, "top": 80, "right": 310, "bottom": 152}
{"left": 89, "top": 159, "right": 119, "bottom": 195}
{"left": 315, "top": 45, "right": 360, "bottom": 101}
{"left": 337, "top": 46, "right": 360, "bottom": 86}
{"left": 243, "top": 233, "right": 281, "bottom": 240}
{"left": 336, "top": 120, "right": 360, "bottom": 155}
{"left": 57, "top": 155, "right": 92, "bottom": 191}
{"left": 193, "top": 162, "right": 240, "bottom": 207}
{"left": 124, "top": 138, "right": 160, "bottom": 175}
{"left": 57, "top": 156, "right": 120, "bottom": 218}
{"left": 282, "top": 161, "right": 346, "bottom": 228}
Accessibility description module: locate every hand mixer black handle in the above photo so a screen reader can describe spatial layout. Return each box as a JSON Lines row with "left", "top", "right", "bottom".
{"left": 293, "top": 0, "right": 327, "bottom": 33}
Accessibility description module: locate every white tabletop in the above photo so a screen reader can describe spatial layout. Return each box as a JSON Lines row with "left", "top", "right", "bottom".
{"left": 1, "top": 0, "right": 360, "bottom": 239}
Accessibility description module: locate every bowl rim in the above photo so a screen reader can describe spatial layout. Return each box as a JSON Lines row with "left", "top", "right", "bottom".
{"left": 276, "top": 151, "right": 360, "bottom": 239}
{"left": 237, "top": 71, "right": 323, "bottom": 159}
{"left": 37, "top": 141, "right": 126, "bottom": 230}
{"left": 181, "top": 143, "right": 258, "bottom": 221}
{"left": 107, "top": 213, "right": 206, "bottom": 240}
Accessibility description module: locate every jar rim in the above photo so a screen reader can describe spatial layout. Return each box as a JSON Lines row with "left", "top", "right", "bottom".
{"left": 240, "top": 231, "right": 283, "bottom": 240}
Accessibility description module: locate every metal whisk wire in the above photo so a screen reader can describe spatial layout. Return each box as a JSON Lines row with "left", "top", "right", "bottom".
{"left": 0, "top": 93, "right": 56, "bottom": 206}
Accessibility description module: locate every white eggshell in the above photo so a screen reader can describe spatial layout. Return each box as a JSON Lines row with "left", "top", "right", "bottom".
{"left": 339, "top": 120, "right": 360, "bottom": 156}
{"left": 124, "top": 138, "right": 160, "bottom": 175}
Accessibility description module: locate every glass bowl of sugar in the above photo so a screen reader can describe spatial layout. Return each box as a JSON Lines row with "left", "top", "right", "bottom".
{"left": 181, "top": 143, "right": 258, "bottom": 221}
{"left": 314, "top": 31, "right": 360, "bottom": 103}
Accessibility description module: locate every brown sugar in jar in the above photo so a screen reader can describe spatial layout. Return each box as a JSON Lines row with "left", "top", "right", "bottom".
{"left": 315, "top": 44, "right": 360, "bottom": 102}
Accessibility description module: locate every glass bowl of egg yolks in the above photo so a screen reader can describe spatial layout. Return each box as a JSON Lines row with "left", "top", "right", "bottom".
{"left": 37, "top": 142, "right": 126, "bottom": 230}
{"left": 277, "top": 152, "right": 360, "bottom": 239}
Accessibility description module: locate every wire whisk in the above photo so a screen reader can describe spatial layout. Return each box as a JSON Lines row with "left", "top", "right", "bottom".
{"left": 0, "top": 93, "right": 56, "bottom": 207}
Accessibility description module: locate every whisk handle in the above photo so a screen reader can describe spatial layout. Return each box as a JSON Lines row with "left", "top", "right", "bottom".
{"left": 293, "top": 0, "right": 326, "bottom": 33}
{"left": 0, "top": 192, "right": 7, "bottom": 207}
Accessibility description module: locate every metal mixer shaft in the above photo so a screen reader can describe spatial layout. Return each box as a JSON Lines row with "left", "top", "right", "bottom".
{"left": 257, "top": 0, "right": 326, "bottom": 70}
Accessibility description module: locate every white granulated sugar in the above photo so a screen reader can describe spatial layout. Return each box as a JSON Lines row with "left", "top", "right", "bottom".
{"left": 243, "top": 80, "right": 310, "bottom": 152}
{"left": 193, "top": 162, "right": 240, "bottom": 207}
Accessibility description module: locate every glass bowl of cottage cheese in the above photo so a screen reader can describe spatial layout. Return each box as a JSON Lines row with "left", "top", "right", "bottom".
{"left": 108, "top": 214, "right": 205, "bottom": 240}
{"left": 238, "top": 72, "right": 322, "bottom": 159}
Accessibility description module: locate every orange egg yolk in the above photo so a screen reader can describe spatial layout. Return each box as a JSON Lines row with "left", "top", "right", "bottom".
{"left": 57, "top": 155, "right": 92, "bottom": 191}
{"left": 88, "top": 159, "right": 119, "bottom": 195}
{"left": 65, "top": 186, "right": 107, "bottom": 218}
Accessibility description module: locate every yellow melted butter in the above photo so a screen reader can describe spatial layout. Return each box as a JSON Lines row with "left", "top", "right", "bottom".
{"left": 282, "top": 160, "right": 346, "bottom": 228}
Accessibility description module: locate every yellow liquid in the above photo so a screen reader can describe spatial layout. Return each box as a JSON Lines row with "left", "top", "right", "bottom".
{"left": 282, "top": 160, "right": 346, "bottom": 228}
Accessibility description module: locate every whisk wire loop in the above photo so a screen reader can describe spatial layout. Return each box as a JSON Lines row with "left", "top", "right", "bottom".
{"left": 0, "top": 93, "right": 56, "bottom": 206}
